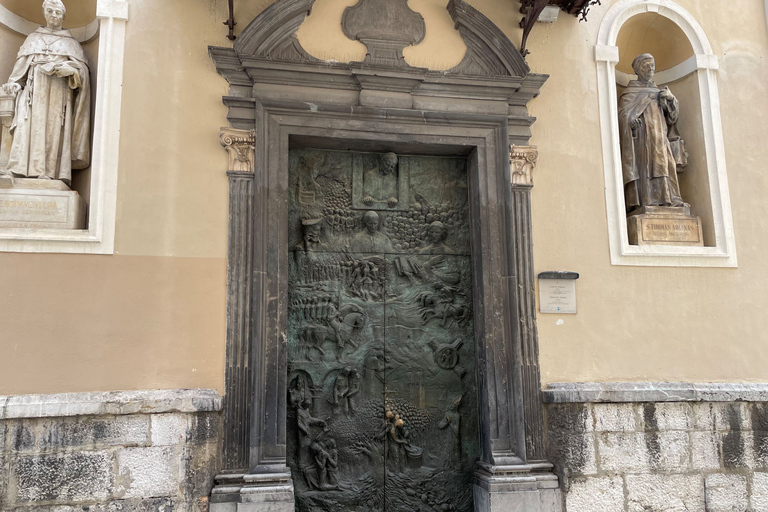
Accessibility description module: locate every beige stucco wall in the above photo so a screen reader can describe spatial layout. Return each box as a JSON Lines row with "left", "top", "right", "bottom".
{"left": 0, "top": 0, "right": 765, "bottom": 395}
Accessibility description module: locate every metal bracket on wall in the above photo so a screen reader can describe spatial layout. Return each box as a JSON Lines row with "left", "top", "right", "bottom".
{"left": 224, "top": 0, "right": 236, "bottom": 41}
{"left": 518, "top": 0, "right": 602, "bottom": 56}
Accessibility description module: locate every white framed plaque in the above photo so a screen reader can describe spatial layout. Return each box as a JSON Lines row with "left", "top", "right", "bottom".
{"left": 538, "top": 271, "right": 579, "bottom": 314}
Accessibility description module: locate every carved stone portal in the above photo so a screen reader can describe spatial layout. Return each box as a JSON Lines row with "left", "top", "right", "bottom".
{"left": 288, "top": 149, "right": 479, "bottom": 511}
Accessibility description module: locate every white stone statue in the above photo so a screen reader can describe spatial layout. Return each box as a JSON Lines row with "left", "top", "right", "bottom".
{"left": 0, "top": 0, "right": 90, "bottom": 186}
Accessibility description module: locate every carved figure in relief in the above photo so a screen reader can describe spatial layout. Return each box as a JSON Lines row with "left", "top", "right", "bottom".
{"left": 418, "top": 283, "right": 470, "bottom": 328}
{"left": 294, "top": 218, "right": 334, "bottom": 283}
{"left": 385, "top": 410, "right": 424, "bottom": 473}
{"left": 310, "top": 439, "right": 340, "bottom": 491}
{"left": 296, "top": 399, "right": 328, "bottom": 489}
{"left": 418, "top": 221, "right": 460, "bottom": 285}
{"left": 350, "top": 211, "right": 395, "bottom": 253}
{"left": 289, "top": 373, "right": 313, "bottom": 409}
{"left": 419, "top": 221, "right": 456, "bottom": 255}
{"left": 330, "top": 368, "right": 361, "bottom": 414}
{"left": 0, "top": 0, "right": 90, "bottom": 185}
{"left": 619, "top": 54, "right": 690, "bottom": 212}
{"left": 438, "top": 396, "right": 462, "bottom": 466}
{"left": 363, "top": 152, "right": 399, "bottom": 208}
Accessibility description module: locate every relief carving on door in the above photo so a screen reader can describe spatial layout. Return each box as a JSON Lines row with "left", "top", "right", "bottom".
{"left": 287, "top": 149, "right": 480, "bottom": 511}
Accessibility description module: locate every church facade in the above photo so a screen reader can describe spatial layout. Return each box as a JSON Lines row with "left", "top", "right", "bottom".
{"left": 0, "top": 0, "right": 766, "bottom": 511}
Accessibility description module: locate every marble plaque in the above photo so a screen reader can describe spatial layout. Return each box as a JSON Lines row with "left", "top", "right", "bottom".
{"left": 627, "top": 211, "right": 703, "bottom": 246}
{"left": 539, "top": 279, "right": 576, "bottom": 314}
{"left": 0, "top": 188, "right": 86, "bottom": 229}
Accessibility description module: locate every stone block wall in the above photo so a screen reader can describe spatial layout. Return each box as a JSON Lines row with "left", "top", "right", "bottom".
{"left": 544, "top": 383, "right": 768, "bottom": 512}
{"left": 0, "top": 389, "right": 222, "bottom": 512}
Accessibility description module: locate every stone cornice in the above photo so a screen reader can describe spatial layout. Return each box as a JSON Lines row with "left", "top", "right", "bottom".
{"left": 0, "top": 389, "right": 222, "bottom": 419}
{"left": 544, "top": 382, "right": 768, "bottom": 403}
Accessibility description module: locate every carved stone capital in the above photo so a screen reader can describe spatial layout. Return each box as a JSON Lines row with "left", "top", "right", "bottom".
{"left": 220, "top": 128, "right": 256, "bottom": 173}
{"left": 510, "top": 145, "right": 538, "bottom": 187}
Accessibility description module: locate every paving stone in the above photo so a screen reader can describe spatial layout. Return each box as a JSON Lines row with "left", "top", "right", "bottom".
{"left": 692, "top": 403, "right": 751, "bottom": 432}
{"left": 116, "top": 446, "right": 180, "bottom": 499}
{"left": 598, "top": 432, "right": 649, "bottom": 472}
{"left": 752, "top": 472, "right": 768, "bottom": 512}
{"left": 626, "top": 473, "right": 704, "bottom": 512}
{"left": 10, "top": 451, "right": 114, "bottom": 503}
{"left": 594, "top": 403, "right": 637, "bottom": 432}
{"left": 704, "top": 473, "right": 747, "bottom": 512}
{"left": 691, "top": 431, "right": 721, "bottom": 470}
{"left": 547, "top": 431, "right": 597, "bottom": 476}
{"left": 642, "top": 402, "right": 691, "bottom": 431}
{"left": 547, "top": 403, "right": 594, "bottom": 433}
{"left": 151, "top": 414, "right": 189, "bottom": 446}
{"left": 9, "top": 415, "right": 149, "bottom": 452}
{"left": 564, "top": 476, "right": 624, "bottom": 512}
{"left": 647, "top": 431, "right": 690, "bottom": 471}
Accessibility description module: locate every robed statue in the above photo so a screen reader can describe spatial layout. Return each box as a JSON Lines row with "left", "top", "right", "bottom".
{"left": 619, "top": 54, "right": 688, "bottom": 213}
{"left": 0, "top": 0, "right": 90, "bottom": 186}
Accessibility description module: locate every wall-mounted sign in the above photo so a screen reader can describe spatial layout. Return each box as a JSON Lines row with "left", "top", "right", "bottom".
{"left": 538, "top": 271, "right": 579, "bottom": 314}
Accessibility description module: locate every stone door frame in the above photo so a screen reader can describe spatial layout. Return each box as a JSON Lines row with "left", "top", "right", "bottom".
{"left": 211, "top": 0, "right": 560, "bottom": 509}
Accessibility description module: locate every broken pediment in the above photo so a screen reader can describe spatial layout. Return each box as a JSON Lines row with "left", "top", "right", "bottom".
{"left": 217, "top": 0, "right": 530, "bottom": 78}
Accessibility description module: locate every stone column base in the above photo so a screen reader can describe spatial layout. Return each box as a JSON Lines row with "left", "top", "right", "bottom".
{"left": 474, "top": 462, "right": 563, "bottom": 512}
{"left": 210, "top": 472, "right": 295, "bottom": 512}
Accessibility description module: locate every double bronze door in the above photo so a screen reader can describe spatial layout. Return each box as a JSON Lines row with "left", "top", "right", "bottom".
{"left": 287, "top": 149, "right": 479, "bottom": 511}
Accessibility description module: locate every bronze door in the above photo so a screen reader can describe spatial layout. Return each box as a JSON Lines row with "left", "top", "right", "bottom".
{"left": 287, "top": 149, "right": 479, "bottom": 512}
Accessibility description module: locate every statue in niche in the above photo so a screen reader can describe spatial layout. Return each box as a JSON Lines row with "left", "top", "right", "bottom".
{"left": 350, "top": 211, "right": 394, "bottom": 253}
{"left": 619, "top": 54, "right": 689, "bottom": 213}
{"left": 0, "top": 0, "right": 90, "bottom": 186}
{"left": 363, "top": 152, "right": 399, "bottom": 208}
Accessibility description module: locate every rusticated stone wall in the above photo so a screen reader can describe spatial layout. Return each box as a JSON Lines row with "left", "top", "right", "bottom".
{"left": 0, "top": 389, "right": 222, "bottom": 511}
{"left": 545, "top": 383, "right": 768, "bottom": 512}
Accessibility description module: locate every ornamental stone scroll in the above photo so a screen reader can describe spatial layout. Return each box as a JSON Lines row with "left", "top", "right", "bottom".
{"left": 510, "top": 145, "right": 538, "bottom": 187}
{"left": 220, "top": 127, "right": 256, "bottom": 173}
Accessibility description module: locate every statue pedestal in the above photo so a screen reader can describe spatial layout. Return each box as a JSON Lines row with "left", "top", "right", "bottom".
{"left": 210, "top": 472, "right": 295, "bottom": 512}
{"left": 0, "top": 178, "right": 86, "bottom": 229}
{"left": 474, "top": 463, "right": 563, "bottom": 512}
{"left": 627, "top": 206, "right": 703, "bottom": 246}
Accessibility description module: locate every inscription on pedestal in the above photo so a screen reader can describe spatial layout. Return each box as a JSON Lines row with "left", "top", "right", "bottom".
{"left": 0, "top": 189, "right": 86, "bottom": 229}
{"left": 642, "top": 218, "right": 700, "bottom": 243}
{"left": 627, "top": 212, "right": 703, "bottom": 246}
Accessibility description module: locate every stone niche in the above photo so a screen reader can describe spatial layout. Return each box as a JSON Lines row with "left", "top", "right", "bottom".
{"left": 0, "top": 0, "right": 128, "bottom": 254}
{"left": 0, "top": 0, "right": 99, "bottom": 231}
{"left": 209, "top": 0, "right": 561, "bottom": 511}
{"left": 595, "top": 0, "right": 737, "bottom": 267}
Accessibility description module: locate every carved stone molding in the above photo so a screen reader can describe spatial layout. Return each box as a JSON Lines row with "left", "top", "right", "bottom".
{"left": 448, "top": 0, "right": 530, "bottom": 77}
{"left": 220, "top": 128, "right": 256, "bottom": 173}
{"left": 342, "top": 0, "right": 426, "bottom": 68}
{"left": 510, "top": 145, "right": 538, "bottom": 187}
{"left": 234, "top": 0, "right": 318, "bottom": 63}
{"left": 210, "top": 0, "right": 558, "bottom": 509}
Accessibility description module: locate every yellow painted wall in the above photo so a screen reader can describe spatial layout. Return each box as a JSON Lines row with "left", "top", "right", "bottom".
{"left": 0, "top": 0, "right": 765, "bottom": 394}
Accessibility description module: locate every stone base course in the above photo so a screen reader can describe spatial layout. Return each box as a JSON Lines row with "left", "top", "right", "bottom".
{"left": 0, "top": 389, "right": 222, "bottom": 512}
{"left": 546, "top": 384, "right": 768, "bottom": 512}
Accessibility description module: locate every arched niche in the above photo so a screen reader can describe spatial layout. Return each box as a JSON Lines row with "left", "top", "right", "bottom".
{"left": 0, "top": 0, "right": 128, "bottom": 255}
{"left": 595, "top": 0, "right": 737, "bottom": 267}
